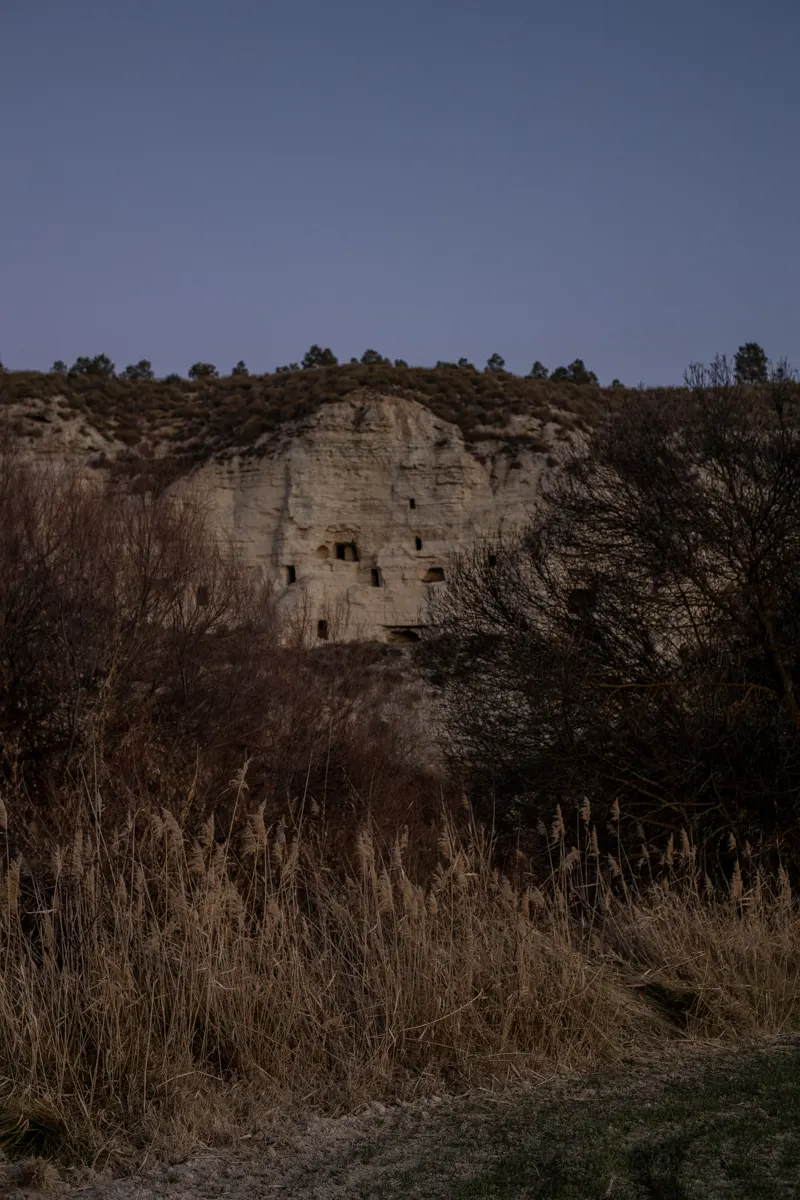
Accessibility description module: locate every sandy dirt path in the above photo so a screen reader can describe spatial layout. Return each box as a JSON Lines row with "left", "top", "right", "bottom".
{"left": 3, "top": 1036, "right": 798, "bottom": 1199}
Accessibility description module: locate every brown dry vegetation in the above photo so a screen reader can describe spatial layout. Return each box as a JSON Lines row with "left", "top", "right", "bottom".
{"left": 1, "top": 364, "right": 675, "bottom": 472}
{"left": 426, "top": 371, "right": 800, "bottom": 883}
{"left": 0, "top": 417, "right": 797, "bottom": 1173}
{"left": 0, "top": 445, "right": 439, "bottom": 853}
{"left": 0, "top": 793, "right": 797, "bottom": 1170}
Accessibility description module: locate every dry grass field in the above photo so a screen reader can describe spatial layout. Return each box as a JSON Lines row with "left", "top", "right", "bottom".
{"left": 0, "top": 372, "right": 798, "bottom": 1194}
{"left": 0, "top": 789, "right": 797, "bottom": 1182}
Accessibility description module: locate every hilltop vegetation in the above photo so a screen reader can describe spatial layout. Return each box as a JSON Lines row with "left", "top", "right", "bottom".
{"left": 1, "top": 360, "right": 658, "bottom": 469}
{"left": 1, "top": 342, "right": 783, "bottom": 472}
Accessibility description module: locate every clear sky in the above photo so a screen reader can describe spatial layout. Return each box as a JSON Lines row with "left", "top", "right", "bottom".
{"left": 1, "top": 0, "right": 797, "bottom": 385}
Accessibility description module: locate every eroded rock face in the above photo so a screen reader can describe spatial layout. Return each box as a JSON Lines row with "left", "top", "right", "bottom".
{"left": 185, "top": 392, "right": 549, "bottom": 642}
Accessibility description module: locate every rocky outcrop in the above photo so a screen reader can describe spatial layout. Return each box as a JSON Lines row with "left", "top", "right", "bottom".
{"left": 184, "top": 391, "right": 552, "bottom": 643}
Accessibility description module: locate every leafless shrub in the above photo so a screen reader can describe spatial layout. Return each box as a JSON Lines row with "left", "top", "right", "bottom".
{"left": 0, "top": 442, "right": 435, "bottom": 849}
{"left": 0, "top": 441, "right": 270, "bottom": 824}
{"left": 424, "top": 365, "right": 800, "bottom": 875}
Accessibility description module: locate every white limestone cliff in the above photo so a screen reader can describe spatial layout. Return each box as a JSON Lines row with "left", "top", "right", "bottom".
{"left": 184, "top": 391, "right": 551, "bottom": 643}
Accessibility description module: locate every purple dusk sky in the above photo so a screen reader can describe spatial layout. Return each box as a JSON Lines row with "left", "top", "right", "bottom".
{"left": 1, "top": 0, "right": 798, "bottom": 385}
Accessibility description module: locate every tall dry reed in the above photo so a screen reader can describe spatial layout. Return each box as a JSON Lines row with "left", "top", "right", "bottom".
{"left": 0, "top": 788, "right": 797, "bottom": 1163}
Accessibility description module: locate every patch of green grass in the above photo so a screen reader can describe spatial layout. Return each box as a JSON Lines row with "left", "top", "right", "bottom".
{"left": 448, "top": 1044, "right": 800, "bottom": 1198}
{"left": 327, "top": 1041, "right": 800, "bottom": 1200}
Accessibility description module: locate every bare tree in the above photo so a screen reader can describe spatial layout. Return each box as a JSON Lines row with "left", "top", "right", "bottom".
{"left": 0, "top": 430, "right": 438, "bottom": 848}
{"left": 423, "top": 362, "right": 800, "bottom": 871}
{"left": 0, "top": 443, "right": 275, "bottom": 815}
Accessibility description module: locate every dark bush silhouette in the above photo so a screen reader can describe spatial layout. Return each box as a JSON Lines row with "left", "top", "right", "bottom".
{"left": 69, "top": 355, "right": 115, "bottom": 379}
{"left": 120, "top": 360, "right": 154, "bottom": 381}
{"left": 188, "top": 362, "right": 219, "bottom": 380}
{"left": 551, "top": 359, "right": 598, "bottom": 385}
{"left": 423, "top": 360, "right": 800, "bottom": 874}
{"left": 302, "top": 345, "right": 338, "bottom": 369}
{"left": 734, "top": 342, "right": 768, "bottom": 384}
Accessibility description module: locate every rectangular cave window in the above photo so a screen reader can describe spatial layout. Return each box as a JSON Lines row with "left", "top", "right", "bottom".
{"left": 317, "top": 619, "right": 329, "bottom": 640}
{"left": 409, "top": 497, "right": 416, "bottom": 509}
{"left": 335, "top": 542, "right": 360, "bottom": 562}
{"left": 488, "top": 554, "right": 497, "bottom": 569}
{"left": 423, "top": 567, "right": 446, "bottom": 583}
{"left": 370, "top": 567, "right": 382, "bottom": 587}
{"left": 415, "top": 536, "right": 423, "bottom": 551}
{"left": 285, "top": 565, "right": 296, "bottom": 585}
{"left": 196, "top": 584, "right": 209, "bottom": 607}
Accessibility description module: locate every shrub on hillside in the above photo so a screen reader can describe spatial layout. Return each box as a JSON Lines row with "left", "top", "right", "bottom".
{"left": 68, "top": 355, "right": 115, "bottom": 379}
{"left": 188, "top": 362, "right": 219, "bottom": 380}
{"left": 734, "top": 342, "right": 768, "bottom": 384}
{"left": 120, "top": 360, "right": 154, "bottom": 381}
{"left": 550, "top": 359, "right": 599, "bottom": 384}
{"left": 302, "top": 345, "right": 338, "bottom": 369}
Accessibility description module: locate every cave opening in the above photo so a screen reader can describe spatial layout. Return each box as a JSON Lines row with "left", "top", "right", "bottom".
{"left": 386, "top": 627, "right": 421, "bottom": 644}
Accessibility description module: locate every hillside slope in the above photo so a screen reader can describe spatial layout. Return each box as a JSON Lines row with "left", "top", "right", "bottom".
{"left": 1, "top": 363, "right": 663, "bottom": 465}
{"left": 0, "top": 365, "right": 674, "bottom": 641}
